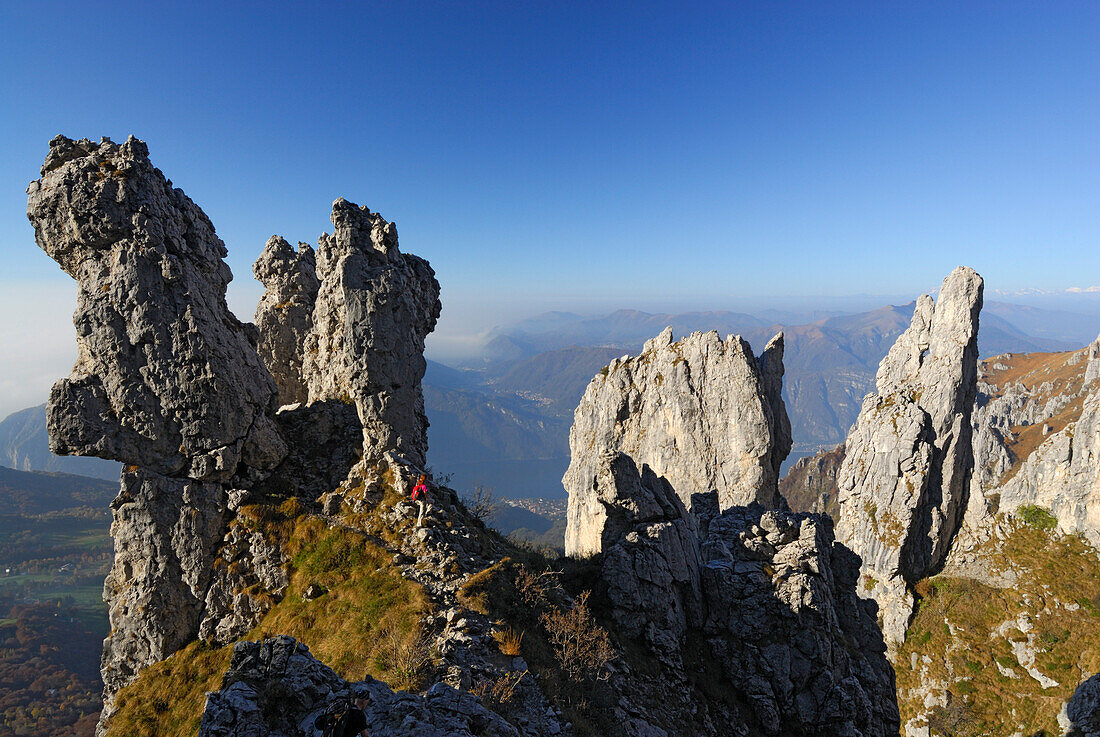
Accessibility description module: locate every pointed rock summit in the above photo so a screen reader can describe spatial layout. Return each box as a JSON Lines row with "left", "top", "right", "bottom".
{"left": 563, "top": 328, "right": 790, "bottom": 556}
{"left": 835, "top": 266, "right": 983, "bottom": 646}
{"left": 253, "top": 235, "right": 319, "bottom": 406}
{"left": 297, "top": 198, "right": 441, "bottom": 469}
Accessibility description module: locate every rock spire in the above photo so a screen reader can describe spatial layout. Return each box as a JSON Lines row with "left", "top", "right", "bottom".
{"left": 297, "top": 198, "right": 441, "bottom": 468}
{"left": 27, "top": 135, "right": 292, "bottom": 730}
{"left": 252, "top": 235, "right": 320, "bottom": 406}
{"left": 835, "top": 266, "right": 983, "bottom": 646}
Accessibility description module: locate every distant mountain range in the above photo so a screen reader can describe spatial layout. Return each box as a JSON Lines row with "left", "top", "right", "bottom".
{"left": 422, "top": 298, "right": 1093, "bottom": 501}
{"left": 0, "top": 405, "right": 120, "bottom": 481}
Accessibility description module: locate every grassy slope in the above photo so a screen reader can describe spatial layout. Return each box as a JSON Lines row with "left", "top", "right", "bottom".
{"left": 107, "top": 499, "right": 430, "bottom": 737}
{"left": 897, "top": 517, "right": 1100, "bottom": 736}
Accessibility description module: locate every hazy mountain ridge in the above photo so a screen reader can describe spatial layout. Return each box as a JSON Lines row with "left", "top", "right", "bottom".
{"left": 0, "top": 405, "right": 121, "bottom": 481}
{"left": 423, "top": 301, "right": 1078, "bottom": 500}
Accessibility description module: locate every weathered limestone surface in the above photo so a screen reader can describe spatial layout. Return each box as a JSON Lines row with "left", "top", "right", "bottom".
{"left": 577, "top": 453, "right": 898, "bottom": 736}
{"left": 835, "top": 266, "right": 983, "bottom": 646}
{"left": 28, "top": 135, "right": 287, "bottom": 481}
{"left": 302, "top": 199, "right": 441, "bottom": 469}
{"left": 253, "top": 236, "right": 319, "bottom": 406}
{"left": 563, "top": 328, "right": 790, "bottom": 555}
{"left": 27, "top": 136, "right": 293, "bottom": 732}
{"left": 101, "top": 470, "right": 228, "bottom": 707}
{"left": 199, "top": 637, "right": 520, "bottom": 737}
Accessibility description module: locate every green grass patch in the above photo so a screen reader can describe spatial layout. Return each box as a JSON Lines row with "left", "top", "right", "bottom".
{"left": 1016, "top": 505, "right": 1057, "bottom": 530}
{"left": 108, "top": 509, "right": 431, "bottom": 736}
{"left": 897, "top": 522, "right": 1100, "bottom": 736}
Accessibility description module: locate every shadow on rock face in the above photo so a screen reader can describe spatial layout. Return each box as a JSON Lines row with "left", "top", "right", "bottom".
{"left": 1066, "top": 673, "right": 1100, "bottom": 737}
{"left": 255, "top": 401, "right": 364, "bottom": 501}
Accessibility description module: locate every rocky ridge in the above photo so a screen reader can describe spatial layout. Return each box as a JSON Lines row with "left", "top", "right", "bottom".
{"left": 950, "top": 334, "right": 1100, "bottom": 556}
{"left": 834, "top": 266, "right": 984, "bottom": 647}
{"left": 561, "top": 328, "right": 899, "bottom": 734}
{"left": 563, "top": 327, "right": 791, "bottom": 556}
{"left": 30, "top": 135, "right": 579, "bottom": 737}
{"left": 33, "top": 135, "right": 905, "bottom": 737}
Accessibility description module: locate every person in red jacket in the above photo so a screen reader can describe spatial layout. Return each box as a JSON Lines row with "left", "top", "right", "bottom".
{"left": 411, "top": 474, "right": 428, "bottom": 527}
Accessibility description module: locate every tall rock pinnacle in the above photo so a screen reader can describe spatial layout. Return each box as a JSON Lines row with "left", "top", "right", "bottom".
{"left": 27, "top": 135, "right": 287, "bottom": 480}
{"left": 253, "top": 235, "right": 319, "bottom": 406}
{"left": 26, "top": 135, "right": 292, "bottom": 730}
{"left": 835, "top": 266, "right": 983, "bottom": 646}
{"left": 300, "top": 198, "right": 441, "bottom": 469}
{"left": 563, "top": 327, "right": 791, "bottom": 557}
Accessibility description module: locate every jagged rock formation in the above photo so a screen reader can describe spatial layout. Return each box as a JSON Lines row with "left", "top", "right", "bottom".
{"left": 563, "top": 328, "right": 790, "bottom": 556}
{"left": 834, "top": 266, "right": 983, "bottom": 647}
{"left": 27, "top": 136, "right": 293, "bottom": 730}
{"left": 200, "top": 637, "right": 520, "bottom": 737}
{"left": 300, "top": 198, "right": 441, "bottom": 468}
{"left": 576, "top": 452, "right": 898, "bottom": 736}
{"left": 252, "top": 236, "right": 319, "bottom": 406}
{"left": 30, "top": 136, "right": 568, "bottom": 737}
{"left": 947, "top": 333, "right": 1100, "bottom": 560}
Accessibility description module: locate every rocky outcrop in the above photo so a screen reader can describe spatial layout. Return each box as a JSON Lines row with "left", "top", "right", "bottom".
{"left": 27, "top": 136, "right": 294, "bottom": 729}
{"left": 563, "top": 328, "right": 790, "bottom": 555}
{"left": 199, "top": 637, "right": 520, "bottom": 737}
{"left": 253, "top": 236, "right": 319, "bottom": 406}
{"left": 780, "top": 444, "right": 844, "bottom": 517}
{"left": 588, "top": 452, "right": 703, "bottom": 655}
{"left": 577, "top": 452, "right": 898, "bottom": 736}
{"left": 948, "top": 334, "right": 1100, "bottom": 559}
{"left": 835, "top": 266, "right": 983, "bottom": 647}
{"left": 301, "top": 198, "right": 441, "bottom": 469}
{"left": 28, "top": 136, "right": 287, "bottom": 481}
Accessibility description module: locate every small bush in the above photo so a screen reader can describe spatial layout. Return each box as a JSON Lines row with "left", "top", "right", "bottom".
{"left": 540, "top": 591, "right": 615, "bottom": 684}
{"left": 460, "top": 484, "right": 499, "bottom": 524}
{"left": 472, "top": 671, "right": 525, "bottom": 714}
{"left": 374, "top": 624, "right": 433, "bottom": 691}
{"left": 1017, "top": 505, "right": 1057, "bottom": 530}
{"left": 493, "top": 627, "right": 524, "bottom": 656}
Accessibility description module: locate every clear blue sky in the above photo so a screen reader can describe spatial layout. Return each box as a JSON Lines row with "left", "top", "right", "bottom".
{"left": 0, "top": 1, "right": 1098, "bottom": 412}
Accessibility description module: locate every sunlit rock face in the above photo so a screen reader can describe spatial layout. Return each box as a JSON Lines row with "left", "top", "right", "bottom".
{"left": 835, "top": 266, "right": 983, "bottom": 647}
{"left": 563, "top": 327, "right": 790, "bottom": 556}
{"left": 28, "top": 135, "right": 288, "bottom": 482}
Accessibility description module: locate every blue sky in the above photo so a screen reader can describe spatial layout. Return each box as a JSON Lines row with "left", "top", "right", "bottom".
{"left": 0, "top": 1, "right": 1098, "bottom": 412}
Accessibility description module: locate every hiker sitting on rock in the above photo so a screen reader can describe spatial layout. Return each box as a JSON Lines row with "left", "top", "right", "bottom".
{"left": 411, "top": 474, "right": 429, "bottom": 527}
